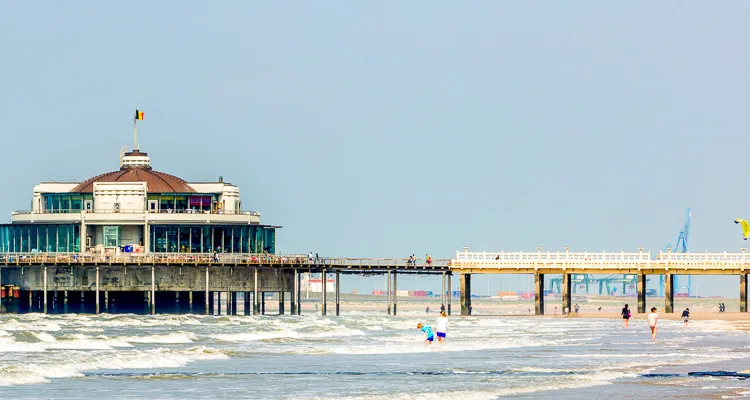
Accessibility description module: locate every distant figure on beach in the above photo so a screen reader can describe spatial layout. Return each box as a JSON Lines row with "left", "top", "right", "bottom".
{"left": 554, "top": 306, "right": 558, "bottom": 317}
{"left": 440, "top": 304, "right": 445, "bottom": 313}
{"left": 436, "top": 311, "right": 448, "bottom": 343}
{"left": 621, "top": 304, "right": 631, "bottom": 329}
{"left": 417, "top": 323, "right": 434, "bottom": 344}
{"left": 648, "top": 307, "right": 659, "bottom": 342}
{"left": 574, "top": 304, "right": 580, "bottom": 314}
{"left": 426, "top": 306, "right": 430, "bottom": 314}
{"left": 682, "top": 308, "right": 690, "bottom": 327}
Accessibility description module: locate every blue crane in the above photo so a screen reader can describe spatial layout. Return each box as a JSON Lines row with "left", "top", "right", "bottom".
{"left": 661, "top": 208, "right": 691, "bottom": 297}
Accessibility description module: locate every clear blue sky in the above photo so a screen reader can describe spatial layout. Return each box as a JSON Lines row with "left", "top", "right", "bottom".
{"left": 1, "top": 2, "right": 749, "bottom": 296}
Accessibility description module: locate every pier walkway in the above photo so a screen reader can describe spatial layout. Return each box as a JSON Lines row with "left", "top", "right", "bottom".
{"left": 3, "top": 249, "right": 750, "bottom": 318}
{"left": 451, "top": 249, "right": 750, "bottom": 317}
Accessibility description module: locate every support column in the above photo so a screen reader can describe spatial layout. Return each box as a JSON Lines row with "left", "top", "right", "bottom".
{"left": 279, "top": 291, "right": 285, "bottom": 315}
{"left": 64, "top": 290, "right": 68, "bottom": 313}
{"left": 741, "top": 274, "right": 748, "bottom": 312}
{"left": 441, "top": 272, "right": 446, "bottom": 309}
{"left": 387, "top": 271, "right": 392, "bottom": 315}
{"left": 150, "top": 266, "right": 156, "bottom": 315}
{"left": 189, "top": 291, "right": 193, "bottom": 314}
{"left": 321, "top": 270, "right": 327, "bottom": 316}
{"left": 105, "top": 291, "right": 109, "bottom": 313}
{"left": 43, "top": 266, "right": 48, "bottom": 314}
{"left": 28, "top": 291, "right": 32, "bottom": 312}
{"left": 562, "top": 273, "right": 571, "bottom": 315}
{"left": 393, "top": 272, "right": 398, "bottom": 316}
{"left": 261, "top": 292, "right": 265, "bottom": 315}
{"left": 335, "top": 271, "right": 340, "bottom": 316}
{"left": 637, "top": 273, "right": 647, "bottom": 314}
{"left": 291, "top": 269, "right": 298, "bottom": 315}
{"left": 146, "top": 291, "right": 151, "bottom": 314}
{"left": 460, "top": 273, "right": 471, "bottom": 316}
{"left": 664, "top": 273, "right": 674, "bottom": 313}
{"left": 447, "top": 274, "right": 452, "bottom": 316}
{"left": 534, "top": 273, "right": 545, "bottom": 315}
{"left": 205, "top": 267, "right": 210, "bottom": 315}
{"left": 296, "top": 271, "right": 302, "bottom": 315}
{"left": 243, "top": 292, "right": 250, "bottom": 315}
{"left": 95, "top": 267, "right": 100, "bottom": 315}
{"left": 217, "top": 291, "right": 222, "bottom": 315}
{"left": 253, "top": 268, "right": 260, "bottom": 315}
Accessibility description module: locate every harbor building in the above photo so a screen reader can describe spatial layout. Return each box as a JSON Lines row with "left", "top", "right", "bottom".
{"left": 0, "top": 149, "right": 277, "bottom": 257}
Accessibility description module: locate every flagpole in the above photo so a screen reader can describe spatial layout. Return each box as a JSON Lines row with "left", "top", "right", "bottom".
{"left": 133, "top": 117, "right": 138, "bottom": 151}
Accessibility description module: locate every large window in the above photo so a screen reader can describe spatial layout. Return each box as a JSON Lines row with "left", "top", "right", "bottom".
{"left": 43, "top": 194, "right": 83, "bottom": 213}
{"left": 144, "top": 225, "right": 276, "bottom": 254}
{"left": 0, "top": 224, "right": 81, "bottom": 253}
{"left": 103, "top": 226, "right": 120, "bottom": 247}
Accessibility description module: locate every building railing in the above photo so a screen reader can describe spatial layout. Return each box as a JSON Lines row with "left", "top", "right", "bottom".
{"left": 451, "top": 250, "right": 750, "bottom": 270}
{"left": 0, "top": 252, "right": 451, "bottom": 267}
{"left": 12, "top": 209, "right": 261, "bottom": 216}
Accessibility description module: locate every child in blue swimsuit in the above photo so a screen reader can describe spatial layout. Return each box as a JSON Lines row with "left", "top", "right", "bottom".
{"left": 417, "top": 323, "right": 434, "bottom": 344}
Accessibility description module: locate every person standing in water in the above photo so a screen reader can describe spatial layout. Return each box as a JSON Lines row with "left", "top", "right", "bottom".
{"left": 416, "top": 323, "right": 434, "bottom": 345}
{"left": 648, "top": 307, "right": 659, "bottom": 342}
{"left": 436, "top": 311, "right": 448, "bottom": 344}
{"left": 621, "top": 304, "right": 631, "bottom": 329}
{"left": 682, "top": 308, "right": 690, "bottom": 327}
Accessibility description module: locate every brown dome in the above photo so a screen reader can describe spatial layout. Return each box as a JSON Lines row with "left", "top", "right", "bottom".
{"left": 71, "top": 168, "right": 195, "bottom": 193}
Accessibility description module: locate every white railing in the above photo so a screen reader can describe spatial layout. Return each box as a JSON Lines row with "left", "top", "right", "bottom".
{"left": 452, "top": 249, "right": 750, "bottom": 271}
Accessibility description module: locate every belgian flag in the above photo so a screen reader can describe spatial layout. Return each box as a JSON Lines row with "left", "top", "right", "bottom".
{"left": 134, "top": 109, "right": 144, "bottom": 120}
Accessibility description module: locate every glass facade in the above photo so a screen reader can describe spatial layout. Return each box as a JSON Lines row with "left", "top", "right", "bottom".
{"left": 0, "top": 224, "right": 81, "bottom": 252}
{"left": 103, "top": 226, "right": 120, "bottom": 247}
{"left": 43, "top": 194, "right": 83, "bottom": 213}
{"left": 148, "top": 194, "right": 218, "bottom": 213}
{"left": 148, "top": 224, "right": 275, "bottom": 254}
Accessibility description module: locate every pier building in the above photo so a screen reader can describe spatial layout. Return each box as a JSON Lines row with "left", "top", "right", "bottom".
{"left": 1, "top": 149, "right": 276, "bottom": 256}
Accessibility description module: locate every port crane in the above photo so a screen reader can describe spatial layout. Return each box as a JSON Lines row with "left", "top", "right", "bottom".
{"left": 661, "top": 208, "right": 691, "bottom": 297}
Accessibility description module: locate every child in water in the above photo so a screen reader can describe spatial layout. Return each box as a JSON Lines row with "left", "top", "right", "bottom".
{"left": 648, "top": 307, "right": 659, "bottom": 342}
{"left": 416, "top": 323, "right": 434, "bottom": 344}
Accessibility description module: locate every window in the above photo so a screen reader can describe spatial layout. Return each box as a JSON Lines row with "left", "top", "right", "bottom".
{"left": 103, "top": 226, "right": 120, "bottom": 247}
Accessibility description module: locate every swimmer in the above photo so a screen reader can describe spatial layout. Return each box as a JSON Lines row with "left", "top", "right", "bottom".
{"left": 436, "top": 311, "right": 448, "bottom": 344}
{"left": 682, "top": 308, "right": 690, "bottom": 327}
{"left": 648, "top": 307, "right": 659, "bottom": 342}
{"left": 417, "top": 323, "right": 434, "bottom": 345}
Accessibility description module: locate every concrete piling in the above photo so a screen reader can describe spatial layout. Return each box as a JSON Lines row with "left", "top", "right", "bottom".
{"left": 637, "top": 274, "right": 647, "bottom": 314}
{"left": 43, "top": 267, "right": 48, "bottom": 314}
{"left": 279, "top": 291, "right": 284, "bottom": 315}
{"left": 387, "top": 271, "right": 392, "bottom": 315}
{"left": 562, "top": 273, "right": 571, "bottom": 315}
{"left": 534, "top": 273, "right": 544, "bottom": 315}
{"left": 447, "top": 274, "right": 452, "bottom": 316}
{"left": 460, "top": 273, "right": 471, "bottom": 316}
{"left": 321, "top": 269, "right": 327, "bottom": 316}
{"left": 665, "top": 273, "right": 674, "bottom": 313}
{"left": 95, "top": 267, "right": 100, "bottom": 315}
{"left": 741, "top": 274, "right": 748, "bottom": 312}
{"left": 335, "top": 271, "right": 340, "bottom": 316}
{"left": 393, "top": 272, "right": 398, "bottom": 316}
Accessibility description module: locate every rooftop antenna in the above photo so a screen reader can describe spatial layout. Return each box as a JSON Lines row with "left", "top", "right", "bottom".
{"left": 119, "top": 145, "right": 129, "bottom": 168}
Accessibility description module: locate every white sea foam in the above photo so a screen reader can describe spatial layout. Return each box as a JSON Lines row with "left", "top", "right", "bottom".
{"left": 0, "top": 346, "right": 228, "bottom": 386}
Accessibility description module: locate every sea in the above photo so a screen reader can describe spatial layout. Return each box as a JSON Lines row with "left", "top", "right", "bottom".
{"left": 0, "top": 310, "right": 749, "bottom": 399}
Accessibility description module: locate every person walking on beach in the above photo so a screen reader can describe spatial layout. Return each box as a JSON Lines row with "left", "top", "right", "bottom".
{"left": 436, "top": 311, "right": 448, "bottom": 344}
{"left": 648, "top": 307, "right": 659, "bottom": 342}
{"left": 417, "top": 323, "right": 434, "bottom": 345}
{"left": 681, "top": 308, "right": 690, "bottom": 327}
{"left": 621, "top": 304, "right": 631, "bottom": 329}
{"left": 554, "top": 306, "right": 558, "bottom": 317}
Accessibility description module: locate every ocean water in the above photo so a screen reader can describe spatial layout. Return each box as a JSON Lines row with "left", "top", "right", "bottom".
{"left": 0, "top": 310, "right": 749, "bottom": 399}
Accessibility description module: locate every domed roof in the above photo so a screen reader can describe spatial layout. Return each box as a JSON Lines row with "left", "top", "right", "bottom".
{"left": 71, "top": 151, "right": 194, "bottom": 193}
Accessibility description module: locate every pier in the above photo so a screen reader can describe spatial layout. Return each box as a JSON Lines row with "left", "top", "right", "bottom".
{"left": 2, "top": 248, "right": 750, "bottom": 317}
{"left": 0, "top": 253, "right": 451, "bottom": 316}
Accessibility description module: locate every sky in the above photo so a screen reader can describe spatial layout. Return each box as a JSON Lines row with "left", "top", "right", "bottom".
{"left": 1, "top": 2, "right": 749, "bottom": 296}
